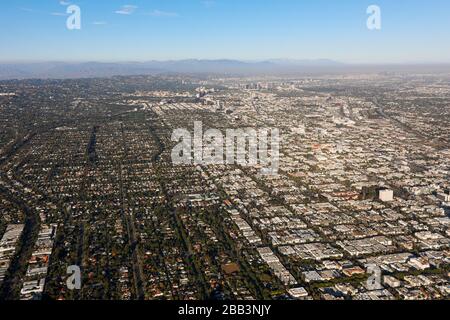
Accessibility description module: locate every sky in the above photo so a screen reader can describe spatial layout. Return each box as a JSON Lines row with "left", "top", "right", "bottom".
{"left": 1, "top": 0, "right": 449, "bottom": 64}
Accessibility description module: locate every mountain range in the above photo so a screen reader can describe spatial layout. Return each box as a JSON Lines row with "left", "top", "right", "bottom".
{"left": 0, "top": 59, "right": 449, "bottom": 80}
{"left": 0, "top": 59, "right": 346, "bottom": 80}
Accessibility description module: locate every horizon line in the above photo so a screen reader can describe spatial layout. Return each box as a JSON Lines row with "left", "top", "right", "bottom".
{"left": 1, "top": 59, "right": 450, "bottom": 66}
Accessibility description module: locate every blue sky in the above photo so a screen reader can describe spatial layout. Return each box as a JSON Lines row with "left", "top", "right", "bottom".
{"left": 1, "top": 0, "right": 449, "bottom": 63}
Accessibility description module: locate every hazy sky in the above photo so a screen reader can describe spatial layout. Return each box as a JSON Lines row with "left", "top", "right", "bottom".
{"left": 1, "top": 0, "right": 449, "bottom": 63}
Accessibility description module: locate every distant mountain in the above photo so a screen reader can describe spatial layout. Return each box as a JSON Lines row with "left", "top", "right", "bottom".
{"left": 1, "top": 59, "right": 450, "bottom": 80}
{"left": 265, "top": 59, "right": 345, "bottom": 67}
{"left": 0, "top": 59, "right": 345, "bottom": 80}
{"left": 0, "top": 65, "right": 33, "bottom": 79}
{"left": 140, "top": 59, "right": 276, "bottom": 73}
{"left": 41, "top": 62, "right": 164, "bottom": 79}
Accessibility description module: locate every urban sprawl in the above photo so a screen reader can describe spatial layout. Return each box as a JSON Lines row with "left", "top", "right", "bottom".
{"left": 0, "top": 73, "right": 449, "bottom": 300}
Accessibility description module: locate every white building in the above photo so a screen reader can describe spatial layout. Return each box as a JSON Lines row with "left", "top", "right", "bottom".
{"left": 383, "top": 276, "right": 401, "bottom": 288}
{"left": 379, "top": 189, "right": 394, "bottom": 202}
{"left": 288, "top": 287, "right": 309, "bottom": 299}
